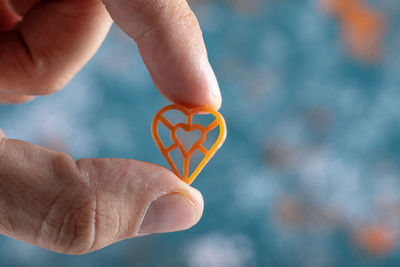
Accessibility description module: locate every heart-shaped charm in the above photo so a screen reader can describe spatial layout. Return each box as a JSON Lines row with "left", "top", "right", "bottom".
{"left": 152, "top": 104, "right": 227, "bottom": 184}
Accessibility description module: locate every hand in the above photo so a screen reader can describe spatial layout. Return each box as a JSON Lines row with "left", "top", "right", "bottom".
{"left": 0, "top": 0, "right": 222, "bottom": 254}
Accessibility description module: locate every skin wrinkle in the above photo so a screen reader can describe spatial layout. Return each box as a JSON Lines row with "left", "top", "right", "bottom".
{"left": 57, "top": 202, "right": 77, "bottom": 253}
{"left": 75, "top": 159, "right": 92, "bottom": 185}
{"left": 109, "top": 0, "right": 181, "bottom": 40}
{"left": 59, "top": 198, "right": 95, "bottom": 254}
{"left": 0, "top": 199, "right": 18, "bottom": 237}
{"left": 18, "top": 20, "right": 50, "bottom": 78}
{"left": 62, "top": 168, "right": 98, "bottom": 254}
{"left": 36, "top": 177, "right": 81, "bottom": 251}
{"left": 49, "top": 192, "right": 75, "bottom": 249}
{"left": 116, "top": 164, "right": 153, "bottom": 237}
{"left": 120, "top": 193, "right": 132, "bottom": 240}
{"left": 133, "top": 26, "right": 156, "bottom": 46}
{"left": 73, "top": 159, "right": 142, "bottom": 249}
{"left": 124, "top": 0, "right": 158, "bottom": 40}
{"left": 131, "top": 0, "right": 191, "bottom": 43}
{"left": 86, "top": 189, "right": 98, "bottom": 253}
{"left": 115, "top": 199, "right": 122, "bottom": 240}
{"left": 16, "top": 30, "right": 35, "bottom": 69}
{"left": 0, "top": 183, "right": 17, "bottom": 236}
{"left": 36, "top": 155, "right": 93, "bottom": 253}
{"left": 62, "top": 199, "right": 96, "bottom": 254}
{"left": 36, "top": 6, "right": 95, "bottom": 53}
{"left": 18, "top": 29, "right": 71, "bottom": 94}
{"left": 36, "top": 185, "right": 67, "bottom": 249}
{"left": 107, "top": 195, "right": 124, "bottom": 241}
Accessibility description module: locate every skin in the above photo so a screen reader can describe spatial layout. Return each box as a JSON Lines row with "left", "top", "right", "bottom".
{"left": 0, "top": 0, "right": 222, "bottom": 255}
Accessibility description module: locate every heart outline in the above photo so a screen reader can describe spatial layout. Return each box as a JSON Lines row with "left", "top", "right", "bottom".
{"left": 152, "top": 104, "right": 227, "bottom": 184}
{"left": 171, "top": 123, "right": 206, "bottom": 157}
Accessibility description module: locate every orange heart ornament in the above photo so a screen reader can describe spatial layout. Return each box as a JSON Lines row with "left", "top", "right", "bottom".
{"left": 151, "top": 104, "right": 227, "bottom": 184}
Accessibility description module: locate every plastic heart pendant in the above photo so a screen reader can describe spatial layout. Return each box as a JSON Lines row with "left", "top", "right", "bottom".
{"left": 152, "top": 104, "right": 227, "bottom": 184}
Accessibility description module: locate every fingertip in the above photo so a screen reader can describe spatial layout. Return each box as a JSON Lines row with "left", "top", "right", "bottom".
{"left": 185, "top": 186, "right": 204, "bottom": 222}
{"left": 160, "top": 60, "right": 222, "bottom": 110}
{"left": 205, "top": 62, "right": 222, "bottom": 110}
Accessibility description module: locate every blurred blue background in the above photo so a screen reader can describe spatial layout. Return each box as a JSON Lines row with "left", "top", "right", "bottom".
{"left": 2, "top": 0, "right": 400, "bottom": 266}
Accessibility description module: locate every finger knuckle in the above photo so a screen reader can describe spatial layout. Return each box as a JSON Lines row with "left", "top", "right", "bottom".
{"left": 64, "top": 199, "right": 120, "bottom": 255}
{"left": 13, "top": 43, "right": 67, "bottom": 95}
{"left": 37, "top": 177, "right": 99, "bottom": 254}
{"left": 174, "top": 1, "right": 198, "bottom": 28}
{"left": 58, "top": 198, "right": 97, "bottom": 255}
{"left": 131, "top": 0, "right": 194, "bottom": 41}
{"left": 50, "top": 152, "right": 81, "bottom": 183}
{"left": 37, "top": 154, "right": 100, "bottom": 254}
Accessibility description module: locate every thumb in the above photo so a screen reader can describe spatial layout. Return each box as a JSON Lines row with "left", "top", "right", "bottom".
{"left": 0, "top": 130, "right": 203, "bottom": 255}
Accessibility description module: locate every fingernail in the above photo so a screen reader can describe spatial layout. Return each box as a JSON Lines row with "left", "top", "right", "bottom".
{"left": 207, "top": 62, "right": 222, "bottom": 109}
{"left": 138, "top": 192, "right": 200, "bottom": 234}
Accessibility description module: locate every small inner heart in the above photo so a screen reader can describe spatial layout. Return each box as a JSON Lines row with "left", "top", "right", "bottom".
{"left": 177, "top": 128, "right": 202, "bottom": 152}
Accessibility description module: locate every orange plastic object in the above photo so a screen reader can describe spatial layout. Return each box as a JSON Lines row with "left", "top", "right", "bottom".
{"left": 152, "top": 104, "right": 227, "bottom": 184}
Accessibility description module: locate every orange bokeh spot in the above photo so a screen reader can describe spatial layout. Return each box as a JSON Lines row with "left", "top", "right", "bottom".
{"left": 354, "top": 224, "right": 397, "bottom": 256}
{"left": 152, "top": 104, "right": 227, "bottom": 184}
{"left": 275, "top": 196, "right": 305, "bottom": 227}
{"left": 320, "top": 0, "right": 386, "bottom": 62}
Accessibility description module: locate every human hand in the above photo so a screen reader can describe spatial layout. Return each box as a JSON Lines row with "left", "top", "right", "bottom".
{"left": 0, "top": 0, "right": 222, "bottom": 254}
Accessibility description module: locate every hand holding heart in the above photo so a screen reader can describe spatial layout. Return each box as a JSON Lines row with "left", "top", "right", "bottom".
{"left": 0, "top": 0, "right": 221, "bottom": 255}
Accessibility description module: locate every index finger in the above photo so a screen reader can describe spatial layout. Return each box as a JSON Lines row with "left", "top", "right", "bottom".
{"left": 102, "top": 0, "right": 222, "bottom": 109}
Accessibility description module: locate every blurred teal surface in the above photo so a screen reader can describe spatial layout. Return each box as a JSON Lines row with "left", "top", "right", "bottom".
{"left": 2, "top": 0, "right": 400, "bottom": 266}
